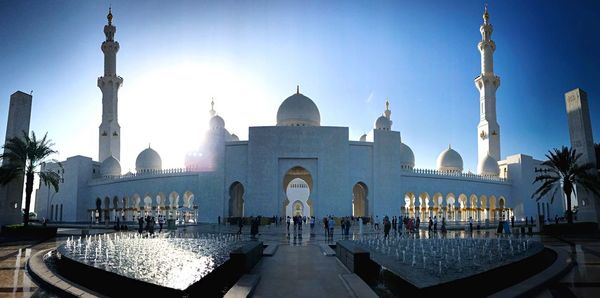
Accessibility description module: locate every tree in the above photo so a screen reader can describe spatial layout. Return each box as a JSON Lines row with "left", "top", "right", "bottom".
{"left": 532, "top": 146, "right": 600, "bottom": 224}
{"left": 0, "top": 131, "right": 61, "bottom": 226}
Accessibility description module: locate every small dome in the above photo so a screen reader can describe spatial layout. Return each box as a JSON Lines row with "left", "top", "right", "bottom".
{"left": 359, "top": 134, "right": 367, "bottom": 142}
{"left": 209, "top": 115, "right": 225, "bottom": 130}
{"left": 100, "top": 156, "right": 121, "bottom": 176}
{"left": 276, "top": 90, "right": 320, "bottom": 127}
{"left": 375, "top": 116, "right": 392, "bottom": 130}
{"left": 400, "top": 142, "right": 415, "bottom": 169}
{"left": 136, "top": 147, "right": 162, "bottom": 173}
{"left": 478, "top": 154, "right": 500, "bottom": 176}
{"left": 436, "top": 145, "right": 463, "bottom": 173}
{"left": 229, "top": 133, "right": 239, "bottom": 141}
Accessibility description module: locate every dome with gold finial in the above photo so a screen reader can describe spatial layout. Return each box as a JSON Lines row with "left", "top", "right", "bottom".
{"left": 276, "top": 86, "right": 321, "bottom": 127}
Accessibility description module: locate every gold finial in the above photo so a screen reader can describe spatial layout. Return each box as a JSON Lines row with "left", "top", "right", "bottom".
{"left": 296, "top": 85, "right": 300, "bottom": 95}
{"left": 483, "top": 4, "right": 489, "bottom": 23}
{"left": 385, "top": 99, "right": 390, "bottom": 111}
{"left": 107, "top": 6, "right": 113, "bottom": 25}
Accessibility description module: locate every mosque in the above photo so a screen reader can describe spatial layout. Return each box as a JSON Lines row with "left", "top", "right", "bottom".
{"left": 33, "top": 7, "right": 568, "bottom": 225}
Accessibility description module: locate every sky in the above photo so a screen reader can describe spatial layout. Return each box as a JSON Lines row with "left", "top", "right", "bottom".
{"left": 1, "top": 0, "right": 599, "bottom": 175}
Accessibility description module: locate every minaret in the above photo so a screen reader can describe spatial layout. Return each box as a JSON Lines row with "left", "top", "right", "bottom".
{"left": 475, "top": 5, "right": 501, "bottom": 171}
{"left": 98, "top": 7, "right": 123, "bottom": 162}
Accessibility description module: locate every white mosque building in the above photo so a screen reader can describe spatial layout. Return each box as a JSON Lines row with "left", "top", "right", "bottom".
{"left": 34, "top": 8, "right": 567, "bottom": 225}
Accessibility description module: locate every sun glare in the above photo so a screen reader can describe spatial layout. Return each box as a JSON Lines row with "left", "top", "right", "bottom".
{"left": 119, "top": 60, "right": 270, "bottom": 171}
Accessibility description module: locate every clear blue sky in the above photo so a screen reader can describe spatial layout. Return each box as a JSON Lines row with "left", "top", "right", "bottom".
{"left": 0, "top": 0, "right": 599, "bottom": 172}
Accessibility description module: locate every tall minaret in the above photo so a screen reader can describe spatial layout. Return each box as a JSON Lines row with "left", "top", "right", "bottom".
{"left": 475, "top": 5, "right": 501, "bottom": 170}
{"left": 98, "top": 7, "right": 123, "bottom": 162}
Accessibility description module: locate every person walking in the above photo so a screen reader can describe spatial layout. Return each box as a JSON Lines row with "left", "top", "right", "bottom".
{"left": 398, "top": 216, "right": 403, "bottom": 235}
{"left": 137, "top": 216, "right": 144, "bottom": 234}
{"left": 428, "top": 217, "right": 433, "bottom": 232}
{"left": 328, "top": 217, "right": 335, "bottom": 240}
{"left": 310, "top": 216, "right": 315, "bottom": 234}
{"left": 374, "top": 215, "right": 380, "bottom": 231}
{"left": 158, "top": 215, "right": 164, "bottom": 233}
{"left": 469, "top": 216, "right": 473, "bottom": 232}
{"left": 433, "top": 216, "right": 438, "bottom": 232}
{"left": 286, "top": 216, "right": 291, "bottom": 232}
{"left": 383, "top": 216, "right": 391, "bottom": 239}
{"left": 441, "top": 217, "right": 447, "bottom": 234}
{"left": 237, "top": 217, "right": 244, "bottom": 235}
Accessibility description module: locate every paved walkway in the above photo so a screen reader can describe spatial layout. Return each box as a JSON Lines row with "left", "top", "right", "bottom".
{"left": 0, "top": 224, "right": 599, "bottom": 297}
{"left": 251, "top": 245, "right": 351, "bottom": 297}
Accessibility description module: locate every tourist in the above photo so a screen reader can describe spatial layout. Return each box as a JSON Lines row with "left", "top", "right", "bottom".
{"left": 416, "top": 216, "right": 421, "bottom": 230}
{"left": 323, "top": 217, "right": 329, "bottom": 237}
{"left": 328, "top": 217, "right": 335, "bottom": 240}
{"left": 137, "top": 216, "right": 144, "bottom": 234}
{"left": 555, "top": 215, "right": 559, "bottom": 225}
{"left": 341, "top": 218, "right": 346, "bottom": 236}
{"left": 345, "top": 217, "right": 351, "bottom": 236}
{"left": 310, "top": 216, "right": 315, "bottom": 233}
{"left": 398, "top": 216, "right": 403, "bottom": 235}
{"left": 237, "top": 217, "right": 244, "bottom": 235}
{"left": 158, "top": 215, "right": 165, "bottom": 233}
{"left": 511, "top": 215, "right": 515, "bottom": 228}
{"left": 250, "top": 217, "right": 259, "bottom": 239}
{"left": 469, "top": 216, "right": 473, "bottom": 232}
{"left": 374, "top": 215, "right": 380, "bottom": 231}
{"left": 383, "top": 216, "right": 391, "bottom": 239}
{"left": 428, "top": 217, "right": 433, "bottom": 232}
{"left": 433, "top": 216, "right": 437, "bottom": 232}
{"left": 286, "top": 216, "right": 291, "bottom": 232}
{"left": 441, "top": 217, "right": 447, "bottom": 234}
{"left": 149, "top": 216, "right": 155, "bottom": 235}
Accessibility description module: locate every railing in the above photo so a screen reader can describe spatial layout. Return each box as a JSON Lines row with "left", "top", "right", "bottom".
{"left": 96, "top": 167, "right": 204, "bottom": 181}
{"left": 404, "top": 167, "right": 508, "bottom": 182}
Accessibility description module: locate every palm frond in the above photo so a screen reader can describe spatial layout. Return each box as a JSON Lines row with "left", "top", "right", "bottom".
{"left": 38, "top": 170, "right": 61, "bottom": 192}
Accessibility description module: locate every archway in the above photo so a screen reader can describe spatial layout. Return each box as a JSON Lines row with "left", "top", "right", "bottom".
{"left": 282, "top": 167, "right": 313, "bottom": 218}
{"left": 168, "top": 192, "right": 179, "bottom": 219}
{"left": 352, "top": 182, "right": 368, "bottom": 217}
{"left": 419, "top": 192, "right": 430, "bottom": 219}
{"left": 404, "top": 192, "right": 416, "bottom": 217}
{"left": 489, "top": 196, "right": 497, "bottom": 221}
{"left": 104, "top": 197, "right": 110, "bottom": 222}
{"left": 292, "top": 200, "right": 304, "bottom": 216}
{"left": 469, "top": 194, "right": 479, "bottom": 221}
{"left": 446, "top": 193, "right": 456, "bottom": 221}
{"left": 229, "top": 182, "right": 245, "bottom": 217}
{"left": 433, "top": 192, "right": 444, "bottom": 218}
{"left": 458, "top": 194, "right": 468, "bottom": 221}
{"left": 143, "top": 194, "right": 152, "bottom": 216}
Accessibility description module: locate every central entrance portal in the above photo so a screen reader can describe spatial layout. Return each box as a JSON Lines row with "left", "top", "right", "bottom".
{"left": 283, "top": 166, "right": 313, "bottom": 218}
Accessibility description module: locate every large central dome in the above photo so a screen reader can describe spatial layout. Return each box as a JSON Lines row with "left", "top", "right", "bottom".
{"left": 276, "top": 88, "right": 321, "bottom": 127}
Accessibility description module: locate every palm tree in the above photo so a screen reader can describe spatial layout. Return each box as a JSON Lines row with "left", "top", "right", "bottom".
{"left": 532, "top": 146, "right": 600, "bottom": 224}
{"left": 0, "top": 131, "right": 61, "bottom": 226}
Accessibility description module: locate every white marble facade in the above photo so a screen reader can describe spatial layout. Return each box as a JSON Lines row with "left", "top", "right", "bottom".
{"left": 33, "top": 8, "right": 571, "bottom": 224}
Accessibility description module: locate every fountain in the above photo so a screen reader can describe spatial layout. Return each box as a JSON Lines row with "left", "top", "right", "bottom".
{"left": 56, "top": 232, "right": 262, "bottom": 297}
{"left": 336, "top": 234, "right": 550, "bottom": 296}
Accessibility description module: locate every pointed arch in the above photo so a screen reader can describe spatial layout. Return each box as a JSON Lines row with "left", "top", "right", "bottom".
{"left": 229, "top": 182, "right": 245, "bottom": 217}
{"left": 352, "top": 182, "right": 368, "bottom": 217}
